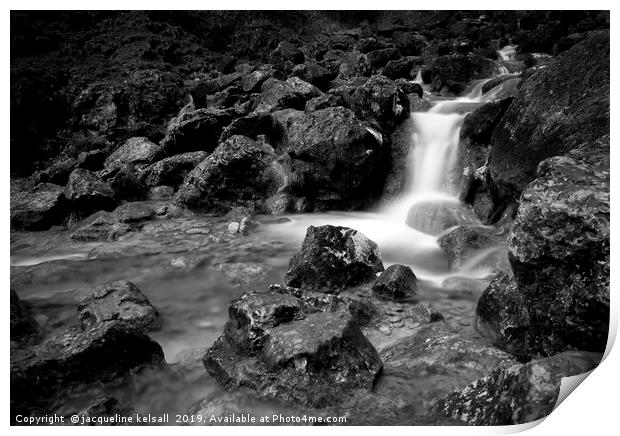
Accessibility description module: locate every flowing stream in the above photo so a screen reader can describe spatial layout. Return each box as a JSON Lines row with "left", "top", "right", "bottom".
{"left": 10, "top": 66, "right": 516, "bottom": 419}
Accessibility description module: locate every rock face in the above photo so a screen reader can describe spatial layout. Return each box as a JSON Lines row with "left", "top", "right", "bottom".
{"left": 140, "top": 151, "right": 208, "bottom": 187}
{"left": 104, "top": 137, "right": 164, "bottom": 171}
{"left": 11, "top": 321, "right": 165, "bottom": 413}
{"left": 204, "top": 291, "right": 382, "bottom": 408}
{"left": 284, "top": 106, "right": 388, "bottom": 209}
{"left": 504, "top": 136, "right": 610, "bottom": 357}
{"left": 372, "top": 265, "right": 417, "bottom": 300}
{"left": 10, "top": 290, "right": 40, "bottom": 345}
{"left": 77, "top": 280, "right": 161, "bottom": 332}
{"left": 64, "top": 169, "right": 117, "bottom": 214}
{"left": 285, "top": 225, "right": 384, "bottom": 292}
{"left": 10, "top": 182, "right": 67, "bottom": 230}
{"left": 175, "top": 135, "right": 281, "bottom": 211}
{"left": 487, "top": 31, "right": 609, "bottom": 211}
{"left": 435, "top": 351, "right": 602, "bottom": 425}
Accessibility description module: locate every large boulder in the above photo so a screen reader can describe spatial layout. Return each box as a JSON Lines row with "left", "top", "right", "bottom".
{"left": 291, "top": 62, "right": 336, "bottom": 91}
{"left": 140, "top": 151, "right": 208, "bottom": 187}
{"left": 10, "top": 182, "right": 67, "bottom": 230}
{"left": 504, "top": 136, "right": 610, "bottom": 357}
{"left": 204, "top": 291, "right": 382, "bottom": 408}
{"left": 383, "top": 56, "right": 422, "bottom": 80}
{"left": 283, "top": 106, "right": 389, "bottom": 209}
{"left": 77, "top": 280, "right": 161, "bottom": 332}
{"left": 435, "top": 351, "right": 602, "bottom": 425}
{"left": 11, "top": 321, "right": 165, "bottom": 414}
{"left": 269, "top": 41, "right": 305, "bottom": 66}
{"left": 366, "top": 48, "right": 401, "bottom": 69}
{"left": 104, "top": 137, "right": 164, "bottom": 171}
{"left": 426, "top": 54, "right": 496, "bottom": 94}
{"left": 32, "top": 155, "right": 78, "bottom": 185}
{"left": 252, "top": 77, "right": 321, "bottom": 114}
{"left": 487, "top": 30, "right": 609, "bottom": 207}
{"left": 64, "top": 169, "right": 117, "bottom": 215}
{"left": 349, "top": 75, "right": 411, "bottom": 132}
{"left": 285, "top": 225, "right": 384, "bottom": 292}
{"left": 372, "top": 264, "right": 418, "bottom": 300}
{"left": 175, "top": 135, "right": 282, "bottom": 211}
{"left": 160, "top": 108, "right": 232, "bottom": 155}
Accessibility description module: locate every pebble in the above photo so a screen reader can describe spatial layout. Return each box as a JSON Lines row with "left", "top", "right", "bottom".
{"left": 228, "top": 222, "right": 240, "bottom": 234}
{"left": 186, "top": 227, "right": 210, "bottom": 235}
{"left": 379, "top": 325, "right": 391, "bottom": 336}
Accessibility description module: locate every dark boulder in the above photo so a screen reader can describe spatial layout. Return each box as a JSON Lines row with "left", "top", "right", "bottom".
{"left": 427, "top": 54, "right": 496, "bottom": 94}
{"left": 269, "top": 41, "right": 305, "bottom": 66}
{"left": 291, "top": 62, "right": 335, "bottom": 91}
{"left": 77, "top": 280, "right": 161, "bottom": 332}
{"left": 252, "top": 77, "right": 321, "bottom": 114}
{"left": 372, "top": 264, "right": 417, "bottom": 300}
{"left": 393, "top": 31, "right": 427, "bottom": 56}
{"left": 113, "top": 202, "right": 156, "bottom": 224}
{"left": 70, "top": 211, "right": 130, "bottom": 242}
{"left": 204, "top": 291, "right": 382, "bottom": 408}
{"left": 64, "top": 169, "right": 117, "bottom": 215}
{"left": 366, "top": 48, "right": 401, "bottom": 69}
{"left": 283, "top": 106, "right": 388, "bottom": 209}
{"left": 349, "top": 75, "right": 411, "bottom": 132}
{"left": 106, "top": 163, "right": 149, "bottom": 202}
{"left": 10, "top": 290, "right": 40, "bottom": 345}
{"left": 140, "top": 151, "right": 208, "bottom": 187}
{"left": 160, "top": 108, "right": 232, "bottom": 155}
{"left": 383, "top": 56, "right": 421, "bottom": 80}
{"left": 304, "top": 94, "right": 346, "bottom": 112}
{"left": 104, "top": 137, "right": 164, "bottom": 171}
{"left": 10, "top": 182, "right": 67, "bottom": 230}
{"left": 285, "top": 225, "right": 384, "bottom": 292}
{"left": 32, "top": 155, "right": 77, "bottom": 185}
{"left": 77, "top": 149, "right": 108, "bottom": 171}
{"left": 175, "top": 135, "right": 282, "bottom": 211}
{"left": 239, "top": 65, "right": 280, "bottom": 93}
{"left": 435, "top": 351, "right": 602, "bottom": 425}
{"left": 487, "top": 31, "right": 609, "bottom": 206}
{"left": 505, "top": 136, "right": 610, "bottom": 357}
{"left": 11, "top": 321, "right": 165, "bottom": 414}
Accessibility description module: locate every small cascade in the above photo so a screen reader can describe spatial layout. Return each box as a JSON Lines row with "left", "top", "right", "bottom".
{"left": 413, "top": 69, "right": 424, "bottom": 84}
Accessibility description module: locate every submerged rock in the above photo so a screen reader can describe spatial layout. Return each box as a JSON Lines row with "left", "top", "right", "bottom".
{"left": 438, "top": 225, "right": 503, "bottom": 270}
{"left": 285, "top": 225, "right": 384, "bottom": 293}
{"left": 406, "top": 200, "right": 478, "bottom": 235}
{"left": 10, "top": 182, "right": 67, "bottom": 230}
{"left": 372, "top": 264, "right": 417, "bottom": 300}
{"left": 434, "top": 351, "right": 602, "bottom": 425}
{"left": 204, "top": 291, "right": 382, "bottom": 408}
{"left": 77, "top": 280, "right": 161, "bottom": 332}
{"left": 11, "top": 321, "right": 165, "bottom": 413}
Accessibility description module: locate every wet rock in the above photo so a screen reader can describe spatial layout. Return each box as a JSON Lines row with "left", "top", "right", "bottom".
{"left": 269, "top": 41, "right": 304, "bottom": 66}
{"left": 406, "top": 200, "right": 479, "bottom": 235}
{"left": 107, "top": 163, "right": 149, "bottom": 202}
{"left": 349, "top": 75, "right": 410, "bottom": 132}
{"left": 383, "top": 56, "right": 421, "bottom": 80}
{"left": 372, "top": 265, "right": 417, "bottom": 300}
{"left": 323, "top": 50, "right": 371, "bottom": 80}
{"left": 504, "top": 136, "right": 610, "bottom": 357}
{"left": 141, "top": 151, "right": 208, "bottom": 187}
{"left": 148, "top": 185, "right": 175, "bottom": 201}
{"left": 376, "top": 322, "right": 516, "bottom": 414}
{"left": 283, "top": 106, "right": 388, "bottom": 209}
{"left": 285, "top": 225, "right": 384, "bottom": 293}
{"left": 10, "top": 182, "right": 67, "bottom": 230}
{"left": 427, "top": 54, "right": 496, "bottom": 94}
{"left": 113, "top": 202, "right": 155, "bottom": 224}
{"left": 366, "top": 48, "right": 401, "bottom": 69}
{"left": 487, "top": 31, "right": 609, "bottom": 206}
{"left": 252, "top": 77, "right": 321, "bottom": 114}
{"left": 160, "top": 108, "right": 232, "bottom": 155}
{"left": 304, "top": 94, "right": 346, "bottom": 112}
{"left": 291, "top": 62, "right": 335, "bottom": 91}
{"left": 104, "top": 137, "right": 164, "bottom": 171}
{"left": 70, "top": 211, "right": 130, "bottom": 242}
{"left": 11, "top": 321, "right": 165, "bottom": 413}
{"left": 77, "top": 280, "right": 161, "bottom": 332}
{"left": 204, "top": 291, "right": 382, "bottom": 408}
{"left": 214, "top": 263, "right": 267, "bottom": 287}
{"left": 393, "top": 31, "right": 427, "bottom": 56}
{"left": 435, "top": 351, "right": 602, "bottom": 425}
{"left": 10, "top": 290, "right": 40, "bottom": 345}
{"left": 175, "top": 135, "right": 281, "bottom": 211}
{"left": 475, "top": 272, "right": 531, "bottom": 357}
{"left": 438, "top": 225, "right": 502, "bottom": 269}
{"left": 32, "top": 155, "right": 78, "bottom": 185}
{"left": 64, "top": 168, "right": 117, "bottom": 215}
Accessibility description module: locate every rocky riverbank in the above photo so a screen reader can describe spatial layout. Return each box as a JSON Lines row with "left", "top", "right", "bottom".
{"left": 11, "top": 11, "right": 609, "bottom": 426}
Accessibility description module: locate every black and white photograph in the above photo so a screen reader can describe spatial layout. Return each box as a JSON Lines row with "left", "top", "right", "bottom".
{"left": 7, "top": 5, "right": 613, "bottom": 428}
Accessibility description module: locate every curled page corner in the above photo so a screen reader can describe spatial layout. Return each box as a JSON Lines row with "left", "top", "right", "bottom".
{"left": 553, "top": 370, "right": 594, "bottom": 412}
